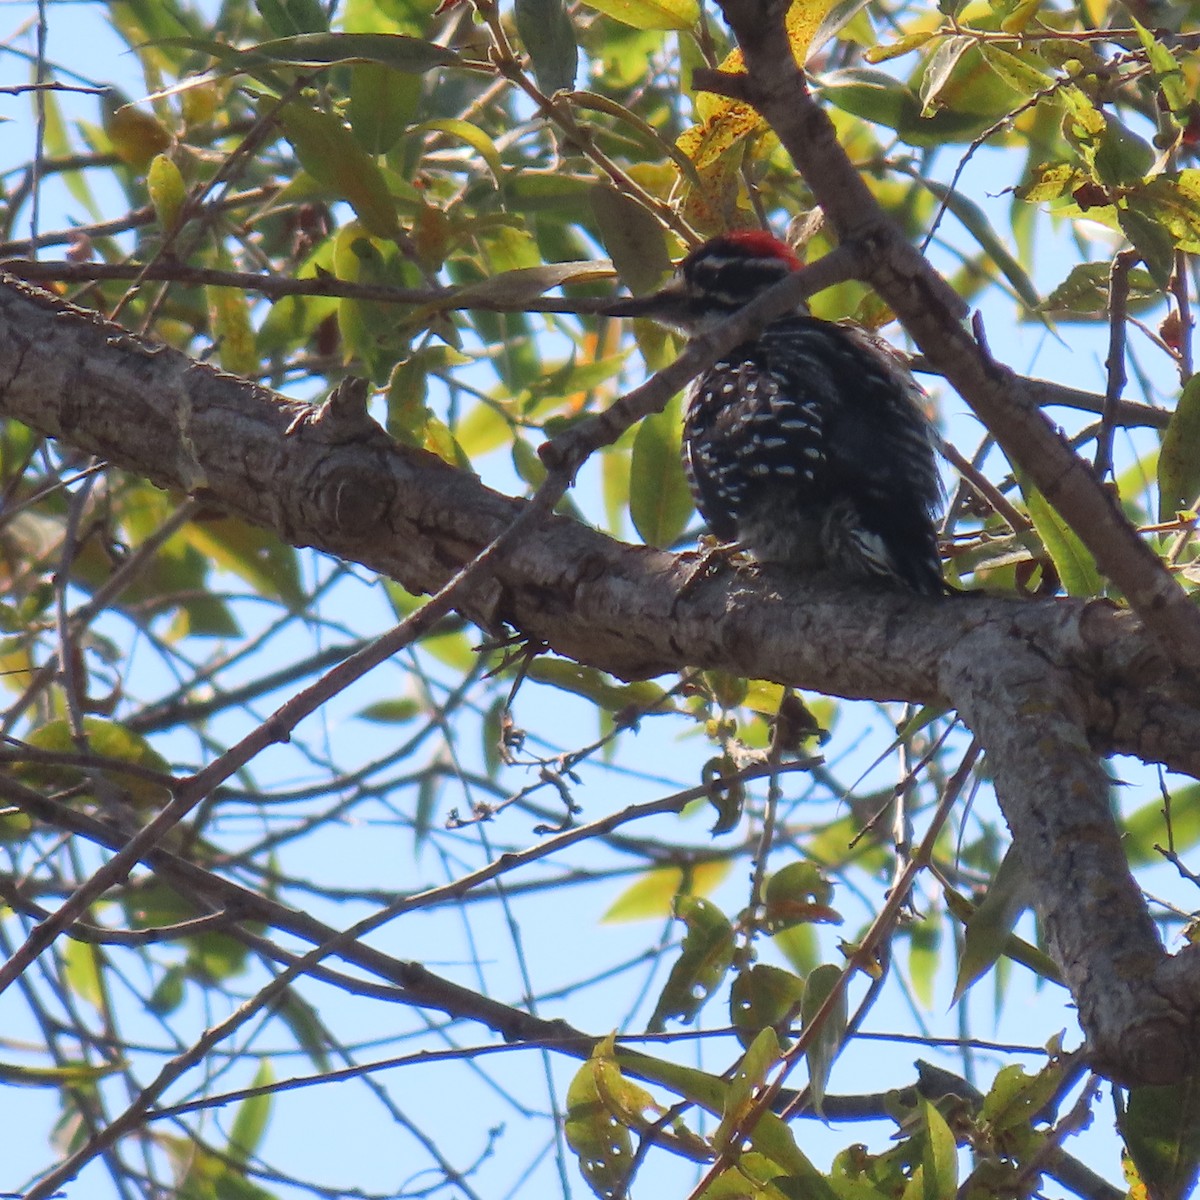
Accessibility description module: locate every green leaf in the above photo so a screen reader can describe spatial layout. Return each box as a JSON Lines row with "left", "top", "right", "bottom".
{"left": 1123, "top": 783, "right": 1200, "bottom": 866}
{"left": 820, "top": 68, "right": 919, "bottom": 132}
{"left": 951, "top": 847, "right": 1031, "bottom": 1002}
{"left": 100, "top": 90, "right": 171, "bottom": 170}
{"left": 743, "top": 1111, "right": 836, "bottom": 1195}
{"left": 147, "top": 966, "right": 186, "bottom": 1016}
{"left": 915, "top": 175, "right": 1039, "bottom": 309}
{"left": 63, "top": 940, "right": 105, "bottom": 1010}
{"left": 184, "top": 516, "right": 305, "bottom": 610}
{"left": 591, "top": 184, "right": 673, "bottom": 296}
{"left": 228, "top": 1060, "right": 274, "bottom": 1164}
{"left": 702, "top": 751, "right": 747, "bottom": 835}
{"left": 715, "top": 1028, "right": 780, "bottom": 1154}
{"left": 147, "top": 153, "right": 186, "bottom": 230}
{"left": 274, "top": 990, "right": 332, "bottom": 1073}
{"left": 444, "top": 260, "right": 612, "bottom": 307}
{"left": 630, "top": 396, "right": 693, "bottom": 548}
{"left": 565, "top": 1043, "right": 636, "bottom": 1200}
{"left": 1016, "top": 475, "right": 1103, "bottom": 596}
{"left": 1015, "top": 161, "right": 1090, "bottom": 204}
{"left": 174, "top": 1144, "right": 278, "bottom": 1200}
{"left": 0, "top": 1059, "right": 121, "bottom": 1087}
{"left": 944, "top": 883, "right": 1064, "bottom": 987}
{"left": 1094, "top": 117, "right": 1155, "bottom": 188}
{"left": 920, "top": 1098, "right": 959, "bottom": 1199}
{"left": 278, "top": 100, "right": 399, "bottom": 237}
{"left": 156, "top": 32, "right": 461, "bottom": 86}
{"left": 801, "top": 963, "right": 847, "bottom": 1117}
{"left": 648, "top": 895, "right": 735, "bottom": 1031}
{"left": 350, "top": 62, "right": 421, "bottom": 155}
{"left": 206, "top": 279, "right": 259, "bottom": 376}
{"left": 1117, "top": 204, "right": 1175, "bottom": 290}
{"left": 386, "top": 354, "right": 432, "bottom": 446}
{"left": 409, "top": 118, "right": 505, "bottom": 188}
{"left": 255, "top": 0, "right": 327, "bottom": 35}
{"left": 24, "top": 716, "right": 172, "bottom": 808}
{"left": 730, "top": 963, "right": 806, "bottom": 1049}
{"left": 978, "top": 43, "right": 1053, "bottom": 97}
{"left": 578, "top": 0, "right": 699, "bottom": 31}
{"left": 357, "top": 698, "right": 422, "bottom": 724}
{"left": 980, "top": 1061, "right": 1066, "bottom": 1135}
{"left": 697, "top": 1153, "right": 794, "bottom": 1200}
{"left": 1135, "top": 172, "right": 1200, "bottom": 255}
{"left": 1119, "top": 1076, "right": 1200, "bottom": 1200}
{"left": 865, "top": 30, "right": 936, "bottom": 64}
{"left": 1039, "top": 261, "right": 1161, "bottom": 320}
{"left": 764, "top": 862, "right": 840, "bottom": 932}
{"left": 603, "top": 862, "right": 732, "bottom": 922}
{"left": 1158, "top": 375, "right": 1200, "bottom": 522}
{"left": 1131, "top": 17, "right": 1189, "bottom": 118}
{"left": 920, "top": 35, "right": 972, "bottom": 117}
{"left": 527, "top": 658, "right": 669, "bottom": 713}
{"left": 515, "top": 0, "right": 578, "bottom": 94}
{"left": 907, "top": 912, "right": 941, "bottom": 1010}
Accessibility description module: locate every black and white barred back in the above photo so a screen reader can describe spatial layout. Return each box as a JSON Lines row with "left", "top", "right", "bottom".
{"left": 683, "top": 313, "right": 943, "bottom": 595}
{"left": 610, "top": 231, "right": 944, "bottom": 595}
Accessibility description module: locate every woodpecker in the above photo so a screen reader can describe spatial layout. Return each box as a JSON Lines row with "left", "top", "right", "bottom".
{"left": 606, "top": 230, "right": 944, "bottom": 595}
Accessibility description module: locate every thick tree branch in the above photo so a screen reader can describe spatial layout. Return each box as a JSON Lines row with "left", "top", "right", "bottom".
{"left": 2, "top": 274, "right": 1200, "bottom": 1082}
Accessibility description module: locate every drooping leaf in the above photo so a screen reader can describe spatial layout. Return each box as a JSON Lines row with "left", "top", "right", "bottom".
{"left": 980, "top": 1061, "right": 1066, "bottom": 1137}
{"left": 63, "top": 940, "right": 105, "bottom": 1010}
{"left": 23, "top": 716, "right": 172, "bottom": 809}
{"left": 978, "top": 42, "right": 1053, "bottom": 97}
{"left": 100, "top": 89, "right": 172, "bottom": 170}
{"left": 629, "top": 395, "right": 693, "bottom": 548}
{"left": 915, "top": 175, "right": 1039, "bottom": 309}
{"left": 227, "top": 1060, "right": 274, "bottom": 1164}
{"left": 1016, "top": 474, "right": 1103, "bottom": 597}
{"left": 952, "top": 847, "right": 1031, "bottom": 1002}
{"left": 565, "top": 1040, "right": 637, "bottom": 1200}
{"left": 943, "top": 885, "right": 1064, "bottom": 987}
{"left": 1131, "top": 17, "right": 1189, "bottom": 118}
{"left": 147, "top": 153, "right": 186, "bottom": 230}
{"left": 0, "top": 1059, "right": 121, "bottom": 1087}
{"left": 591, "top": 184, "right": 673, "bottom": 296}
{"left": 153, "top": 32, "right": 462, "bottom": 92}
{"left": 1120, "top": 1076, "right": 1200, "bottom": 1200}
{"left": 1123, "top": 784, "right": 1200, "bottom": 866}
{"left": 515, "top": 0, "right": 579, "bottom": 94}
{"left": 1158, "top": 375, "right": 1200, "bottom": 522}
{"left": 527, "top": 659, "right": 670, "bottom": 714}
{"left": 800, "top": 963, "right": 847, "bottom": 1117}
{"left": 183, "top": 516, "right": 305, "bottom": 610}
{"left": 278, "top": 100, "right": 399, "bottom": 237}
{"left": 920, "top": 1098, "right": 959, "bottom": 1198}
{"left": 714, "top": 1028, "right": 780, "bottom": 1154}
{"left": 206, "top": 279, "right": 259, "bottom": 376}
{"left": 648, "top": 895, "right": 735, "bottom": 1030}
{"left": 920, "top": 35, "right": 972, "bottom": 117}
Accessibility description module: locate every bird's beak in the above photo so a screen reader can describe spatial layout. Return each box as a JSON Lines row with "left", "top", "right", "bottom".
{"left": 599, "top": 278, "right": 688, "bottom": 321}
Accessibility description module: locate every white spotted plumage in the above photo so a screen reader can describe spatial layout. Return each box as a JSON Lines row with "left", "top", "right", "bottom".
{"left": 607, "top": 231, "right": 945, "bottom": 594}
